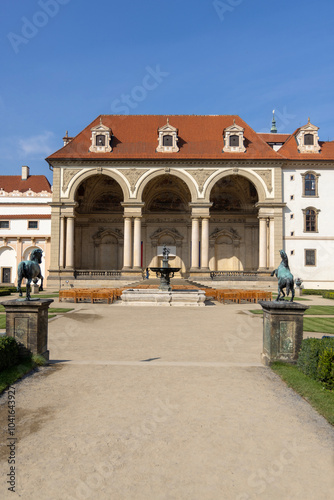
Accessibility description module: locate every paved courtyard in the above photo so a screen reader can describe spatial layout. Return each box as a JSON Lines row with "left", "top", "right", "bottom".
{"left": 0, "top": 298, "right": 334, "bottom": 499}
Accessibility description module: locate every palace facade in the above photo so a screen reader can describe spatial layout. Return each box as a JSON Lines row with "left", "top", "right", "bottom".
{"left": 41, "top": 114, "right": 334, "bottom": 289}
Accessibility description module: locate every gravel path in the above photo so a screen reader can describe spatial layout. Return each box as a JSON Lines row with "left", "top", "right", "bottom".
{"left": 0, "top": 299, "right": 333, "bottom": 499}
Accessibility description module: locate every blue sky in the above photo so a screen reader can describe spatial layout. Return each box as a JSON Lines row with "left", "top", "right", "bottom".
{"left": 1, "top": 0, "right": 334, "bottom": 183}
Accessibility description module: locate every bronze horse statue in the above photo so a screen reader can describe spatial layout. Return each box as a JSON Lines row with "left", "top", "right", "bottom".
{"left": 17, "top": 248, "right": 44, "bottom": 300}
{"left": 271, "top": 249, "right": 295, "bottom": 302}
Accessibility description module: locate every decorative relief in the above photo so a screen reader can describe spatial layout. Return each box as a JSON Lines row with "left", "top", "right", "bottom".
{"left": 186, "top": 169, "right": 217, "bottom": 192}
{"left": 62, "top": 169, "right": 80, "bottom": 192}
{"left": 150, "top": 227, "right": 184, "bottom": 240}
{"left": 119, "top": 168, "right": 149, "bottom": 193}
{"left": 254, "top": 169, "right": 272, "bottom": 192}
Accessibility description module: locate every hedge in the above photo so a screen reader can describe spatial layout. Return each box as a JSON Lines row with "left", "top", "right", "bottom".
{"left": 302, "top": 289, "right": 330, "bottom": 296}
{"left": 0, "top": 290, "right": 11, "bottom": 296}
{"left": 297, "top": 337, "right": 334, "bottom": 388}
{"left": 0, "top": 336, "right": 19, "bottom": 371}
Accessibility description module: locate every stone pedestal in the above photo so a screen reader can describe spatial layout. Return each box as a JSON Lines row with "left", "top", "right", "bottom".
{"left": 32, "top": 284, "right": 40, "bottom": 294}
{"left": 259, "top": 301, "right": 309, "bottom": 365}
{"left": 295, "top": 286, "right": 302, "bottom": 297}
{"left": 2, "top": 299, "right": 54, "bottom": 360}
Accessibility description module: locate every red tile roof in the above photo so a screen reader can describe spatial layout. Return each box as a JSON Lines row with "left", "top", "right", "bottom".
{"left": 47, "top": 115, "right": 284, "bottom": 161}
{"left": 258, "top": 133, "right": 290, "bottom": 143}
{"left": 0, "top": 176, "right": 52, "bottom": 193}
{"left": 278, "top": 131, "right": 334, "bottom": 160}
{"left": 0, "top": 214, "right": 51, "bottom": 219}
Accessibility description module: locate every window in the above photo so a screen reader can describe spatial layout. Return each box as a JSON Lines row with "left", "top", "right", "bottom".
{"left": 229, "top": 135, "right": 239, "bottom": 147}
{"left": 304, "top": 133, "right": 314, "bottom": 145}
{"left": 28, "top": 221, "right": 38, "bottom": 229}
{"left": 305, "top": 249, "right": 316, "bottom": 266}
{"left": 290, "top": 195, "right": 294, "bottom": 200}
{"left": 0, "top": 221, "right": 9, "bottom": 229}
{"left": 290, "top": 231, "right": 294, "bottom": 236}
{"left": 96, "top": 134, "right": 105, "bottom": 146}
{"left": 1, "top": 267, "right": 11, "bottom": 283}
{"left": 290, "top": 214, "right": 294, "bottom": 219}
{"left": 302, "top": 172, "right": 319, "bottom": 197}
{"left": 163, "top": 135, "right": 173, "bottom": 146}
{"left": 290, "top": 175, "right": 294, "bottom": 181}
{"left": 290, "top": 250, "right": 294, "bottom": 255}
{"left": 303, "top": 207, "right": 319, "bottom": 232}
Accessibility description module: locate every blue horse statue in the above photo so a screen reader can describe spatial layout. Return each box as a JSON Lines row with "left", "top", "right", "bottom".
{"left": 271, "top": 250, "right": 295, "bottom": 302}
{"left": 17, "top": 248, "right": 44, "bottom": 300}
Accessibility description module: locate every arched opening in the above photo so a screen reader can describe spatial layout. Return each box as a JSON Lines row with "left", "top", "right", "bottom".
{"left": 0, "top": 246, "right": 16, "bottom": 284}
{"left": 209, "top": 175, "right": 259, "bottom": 271}
{"left": 74, "top": 175, "right": 124, "bottom": 270}
{"left": 142, "top": 175, "right": 191, "bottom": 274}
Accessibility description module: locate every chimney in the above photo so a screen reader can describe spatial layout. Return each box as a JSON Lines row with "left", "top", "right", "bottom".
{"left": 21, "top": 165, "right": 30, "bottom": 180}
{"left": 63, "top": 130, "right": 73, "bottom": 146}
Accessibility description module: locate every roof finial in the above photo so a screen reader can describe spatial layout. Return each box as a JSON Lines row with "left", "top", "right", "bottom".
{"left": 167, "top": 117, "right": 169, "bottom": 125}
{"left": 233, "top": 118, "right": 236, "bottom": 125}
{"left": 270, "top": 109, "right": 277, "bottom": 133}
{"left": 65, "top": 130, "right": 68, "bottom": 138}
{"left": 308, "top": 117, "right": 310, "bottom": 124}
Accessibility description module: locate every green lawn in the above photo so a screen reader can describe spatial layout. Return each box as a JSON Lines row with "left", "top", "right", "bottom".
{"left": 0, "top": 315, "right": 5, "bottom": 328}
{"left": 303, "top": 317, "right": 334, "bottom": 334}
{"left": 271, "top": 362, "right": 334, "bottom": 426}
{"left": 305, "top": 306, "right": 334, "bottom": 315}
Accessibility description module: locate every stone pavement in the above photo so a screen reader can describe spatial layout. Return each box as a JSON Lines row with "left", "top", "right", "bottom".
{"left": 0, "top": 298, "right": 333, "bottom": 499}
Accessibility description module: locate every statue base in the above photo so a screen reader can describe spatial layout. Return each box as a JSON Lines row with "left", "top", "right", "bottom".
{"left": 259, "top": 301, "right": 309, "bottom": 365}
{"left": 2, "top": 299, "right": 54, "bottom": 361}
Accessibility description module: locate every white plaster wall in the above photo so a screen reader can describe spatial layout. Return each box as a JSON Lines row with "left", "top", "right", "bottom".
{"left": 0, "top": 205, "right": 51, "bottom": 215}
{"left": 0, "top": 219, "right": 51, "bottom": 236}
{"left": 283, "top": 167, "right": 334, "bottom": 287}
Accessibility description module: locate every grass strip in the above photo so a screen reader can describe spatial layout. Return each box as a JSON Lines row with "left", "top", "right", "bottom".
{"left": 271, "top": 361, "right": 334, "bottom": 426}
{"left": 305, "top": 306, "right": 334, "bottom": 315}
{"left": 0, "top": 354, "right": 46, "bottom": 394}
{"left": 303, "top": 317, "right": 334, "bottom": 334}
{"left": 0, "top": 315, "right": 5, "bottom": 329}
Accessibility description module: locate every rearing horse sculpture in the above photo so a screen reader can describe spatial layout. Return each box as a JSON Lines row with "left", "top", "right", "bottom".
{"left": 271, "top": 250, "right": 295, "bottom": 302}
{"left": 17, "top": 248, "right": 44, "bottom": 300}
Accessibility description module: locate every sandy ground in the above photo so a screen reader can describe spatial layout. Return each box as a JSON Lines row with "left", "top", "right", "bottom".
{"left": 0, "top": 297, "right": 333, "bottom": 499}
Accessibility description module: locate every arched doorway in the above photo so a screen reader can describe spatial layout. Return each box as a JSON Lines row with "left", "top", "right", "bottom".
{"left": 0, "top": 246, "right": 16, "bottom": 284}
{"left": 74, "top": 175, "right": 124, "bottom": 270}
{"left": 142, "top": 175, "right": 191, "bottom": 274}
{"left": 209, "top": 175, "right": 259, "bottom": 271}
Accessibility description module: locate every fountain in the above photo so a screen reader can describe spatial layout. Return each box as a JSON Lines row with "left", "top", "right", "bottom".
{"left": 120, "top": 245, "right": 205, "bottom": 306}
{"left": 150, "top": 245, "right": 181, "bottom": 291}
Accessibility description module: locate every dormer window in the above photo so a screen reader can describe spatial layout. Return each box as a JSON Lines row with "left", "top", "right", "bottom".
{"left": 89, "top": 117, "right": 112, "bottom": 153}
{"left": 223, "top": 120, "right": 246, "bottom": 153}
{"left": 296, "top": 118, "right": 320, "bottom": 153}
{"left": 156, "top": 119, "right": 179, "bottom": 153}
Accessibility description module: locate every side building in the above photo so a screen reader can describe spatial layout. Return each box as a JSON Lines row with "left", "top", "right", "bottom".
{"left": 0, "top": 166, "right": 52, "bottom": 286}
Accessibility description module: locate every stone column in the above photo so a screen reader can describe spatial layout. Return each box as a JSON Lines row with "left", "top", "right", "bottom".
{"left": 201, "top": 217, "right": 210, "bottom": 270}
{"left": 123, "top": 217, "right": 132, "bottom": 269}
{"left": 65, "top": 216, "right": 75, "bottom": 270}
{"left": 133, "top": 217, "right": 142, "bottom": 269}
{"left": 16, "top": 237, "right": 22, "bottom": 262}
{"left": 269, "top": 218, "right": 275, "bottom": 269}
{"left": 59, "top": 216, "right": 65, "bottom": 268}
{"left": 258, "top": 217, "right": 267, "bottom": 270}
{"left": 191, "top": 218, "right": 200, "bottom": 269}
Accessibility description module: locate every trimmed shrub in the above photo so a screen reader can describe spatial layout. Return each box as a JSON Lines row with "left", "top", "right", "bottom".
{"left": 317, "top": 348, "right": 334, "bottom": 390}
{"left": 0, "top": 289, "right": 11, "bottom": 296}
{"left": 321, "top": 291, "right": 334, "bottom": 300}
{"left": 0, "top": 336, "right": 19, "bottom": 371}
{"left": 302, "top": 289, "right": 329, "bottom": 296}
{"left": 297, "top": 338, "right": 322, "bottom": 378}
{"left": 298, "top": 337, "right": 334, "bottom": 382}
